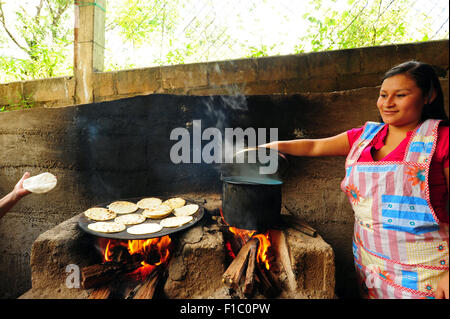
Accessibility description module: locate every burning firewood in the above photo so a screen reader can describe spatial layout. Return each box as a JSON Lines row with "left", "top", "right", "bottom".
{"left": 88, "top": 284, "right": 114, "bottom": 299}
{"left": 132, "top": 269, "right": 163, "bottom": 299}
{"left": 222, "top": 238, "right": 258, "bottom": 289}
{"left": 81, "top": 260, "right": 143, "bottom": 289}
{"left": 222, "top": 226, "right": 283, "bottom": 298}
{"left": 243, "top": 239, "right": 257, "bottom": 296}
{"left": 255, "top": 260, "right": 281, "bottom": 298}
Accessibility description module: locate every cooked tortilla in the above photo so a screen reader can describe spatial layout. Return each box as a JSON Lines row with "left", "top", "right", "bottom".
{"left": 142, "top": 204, "right": 173, "bottom": 219}
{"left": 114, "top": 213, "right": 146, "bottom": 225}
{"left": 174, "top": 204, "right": 199, "bottom": 217}
{"left": 23, "top": 172, "right": 57, "bottom": 194}
{"left": 107, "top": 201, "right": 139, "bottom": 214}
{"left": 160, "top": 216, "right": 193, "bottom": 228}
{"left": 162, "top": 197, "right": 186, "bottom": 210}
{"left": 84, "top": 207, "right": 116, "bottom": 221}
{"left": 126, "top": 223, "right": 163, "bottom": 235}
{"left": 136, "top": 197, "right": 163, "bottom": 209}
{"left": 87, "top": 221, "right": 126, "bottom": 233}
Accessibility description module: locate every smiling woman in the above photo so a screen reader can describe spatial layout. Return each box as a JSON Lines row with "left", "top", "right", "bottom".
{"left": 260, "top": 60, "right": 449, "bottom": 299}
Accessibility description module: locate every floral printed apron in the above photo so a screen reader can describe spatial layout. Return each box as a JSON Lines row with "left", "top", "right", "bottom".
{"left": 341, "top": 119, "right": 449, "bottom": 299}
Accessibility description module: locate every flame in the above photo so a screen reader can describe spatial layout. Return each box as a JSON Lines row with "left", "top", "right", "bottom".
{"left": 228, "top": 226, "right": 255, "bottom": 243}
{"left": 98, "top": 236, "right": 172, "bottom": 280}
{"left": 253, "top": 233, "right": 271, "bottom": 270}
{"left": 128, "top": 236, "right": 172, "bottom": 280}
{"left": 227, "top": 226, "right": 272, "bottom": 270}
{"left": 104, "top": 240, "right": 112, "bottom": 262}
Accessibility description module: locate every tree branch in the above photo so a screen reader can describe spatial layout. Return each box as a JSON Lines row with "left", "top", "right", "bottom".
{"left": 0, "top": 2, "right": 29, "bottom": 54}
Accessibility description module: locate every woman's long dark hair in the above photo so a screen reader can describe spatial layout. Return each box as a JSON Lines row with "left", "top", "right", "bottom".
{"left": 382, "top": 60, "right": 449, "bottom": 126}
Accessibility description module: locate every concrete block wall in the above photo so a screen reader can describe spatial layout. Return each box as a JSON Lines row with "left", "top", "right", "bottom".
{"left": 1, "top": 40, "right": 448, "bottom": 108}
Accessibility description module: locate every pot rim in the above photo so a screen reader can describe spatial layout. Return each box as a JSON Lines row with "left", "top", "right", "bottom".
{"left": 221, "top": 175, "right": 283, "bottom": 185}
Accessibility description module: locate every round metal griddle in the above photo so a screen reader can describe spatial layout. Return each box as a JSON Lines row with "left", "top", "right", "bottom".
{"left": 78, "top": 196, "right": 204, "bottom": 240}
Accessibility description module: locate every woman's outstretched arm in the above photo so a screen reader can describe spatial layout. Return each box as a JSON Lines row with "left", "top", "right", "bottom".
{"left": 261, "top": 132, "right": 351, "bottom": 157}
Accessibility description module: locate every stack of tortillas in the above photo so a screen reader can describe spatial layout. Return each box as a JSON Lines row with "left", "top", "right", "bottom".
{"left": 174, "top": 204, "right": 199, "bottom": 217}
{"left": 142, "top": 204, "right": 173, "bottom": 219}
{"left": 23, "top": 172, "right": 57, "bottom": 194}
{"left": 162, "top": 197, "right": 186, "bottom": 209}
{"left": 136, "top": 197, "right": 163, "bottom": 209}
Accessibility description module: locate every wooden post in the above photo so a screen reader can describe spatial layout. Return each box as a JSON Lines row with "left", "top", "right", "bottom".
{"left": 74, "top": 0, "right": 106, "bottom": 105}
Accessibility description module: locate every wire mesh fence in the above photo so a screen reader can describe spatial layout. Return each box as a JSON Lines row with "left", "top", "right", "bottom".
{"left": 103, "top": 0, "right": 449, "bottom": 70}
{"left": 0, "top": 0, "right": 448, "bottom": 81}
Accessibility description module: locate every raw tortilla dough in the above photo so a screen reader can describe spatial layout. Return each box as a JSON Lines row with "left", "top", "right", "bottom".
{"left": 127, "top": 223, "right": 163, "bottom": 235}
{"left": 23, "top": 172, "right": 57, "bottom": 194}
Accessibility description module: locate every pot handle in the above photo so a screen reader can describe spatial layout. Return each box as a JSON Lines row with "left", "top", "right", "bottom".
{"left": 233, "top": 146, "right": 289, "bottom": 176}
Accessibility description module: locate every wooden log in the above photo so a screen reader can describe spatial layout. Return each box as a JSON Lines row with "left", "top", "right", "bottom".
{"left": 88, "top": 284, "right": 113, "bottom": 299}
{"left": 222, "top": 238, "right": 258, "bottom": 289}
{"left": 132, "top": 269, "right": 162, "bottom": 299}
{"left": 281, "top": 214, "right": 317, "bottom": 237}
{"left": 243, "top": 239, "right": 258, "bottom": 297}
{"left": 255, "top": 260, "right": 281, "bottom": 298}
{"left": 81, "top": 260, "right": 142, "bottom": 289}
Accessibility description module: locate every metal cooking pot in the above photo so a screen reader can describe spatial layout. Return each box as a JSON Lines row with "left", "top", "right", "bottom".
{"left": 221, "top": 176, "right": 282, "bottom": 231}
{"left": 220, "top": 146, "right": 287, "bottom": 231}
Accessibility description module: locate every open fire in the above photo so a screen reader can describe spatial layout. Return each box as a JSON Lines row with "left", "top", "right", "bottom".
{"left": 79, "top": 236, "right": 173, "bottom": 299}
{"left": 97, "top": 236, "right": 172, "bottom": 281}
{"left": 223, "top": 225, "right": 280, "bottom": 298}
{"left": 227, "top": 227, "right": 273, "bottom": 271}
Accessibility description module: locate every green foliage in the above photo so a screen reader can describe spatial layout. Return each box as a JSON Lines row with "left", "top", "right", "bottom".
{"left": 0, "top": 0, "right": 72, "bottom": 82}
{"left": 0, "top": 93, "right": 34, "bottom": 112}
{"left": 295, "top": 0, "right": 433, "bottom": 53}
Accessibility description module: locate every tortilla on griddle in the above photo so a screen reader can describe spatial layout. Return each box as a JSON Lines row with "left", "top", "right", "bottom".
{"left": 160, "top": 215, "right": 193, "bottom": 228}
{"left": 162, "top": 197, "right": 186, "bottom": 210}
{"left": 114, "top": 213, "right": 146, "bottom": 225}
{"left": 23, "top": 172, "right": 57, "bottom": 194}
{"left": 126, "top": 223, "right": 163, "bottom": 235}
{"left": 136, "top": 197, "right": 163, "bottom": 209}
{"left": 174, "top": 204, "right": 199, "bottom": 217}
{"left": 88, "top": 221, "right": 126, "bottom": 233}
{"left": 84, "top": 207, "right": 116, "bottom": 221}
{"left": 142, "top": 204, "right": 173, "bottom": 219}
{"left": 108, "top": 201, "right": 139, "bottom": 214}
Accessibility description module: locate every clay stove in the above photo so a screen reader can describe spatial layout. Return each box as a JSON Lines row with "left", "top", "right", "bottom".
{"left": 20, "top": 194, "right": 335, "bottom": 299}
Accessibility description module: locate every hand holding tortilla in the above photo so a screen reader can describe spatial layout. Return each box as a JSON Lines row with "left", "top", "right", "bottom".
{"left": 23, "top": 172, "right": 57, "bottom": 194}
{"left": 0, "top": 172, "right": 32, "bottom": 219}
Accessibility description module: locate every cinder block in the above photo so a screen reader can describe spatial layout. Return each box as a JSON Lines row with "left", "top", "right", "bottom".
{"left": 257, "top": 55, "right": 309, "bottom": 82}
{"left": 161, "top": 63, "right": 208, "bottom": 90}
{"left": 115, "top": 67, "right": 161, "bottom": 95}
{"left": 207, "top": 59, "right": 257, "bottom": 86}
